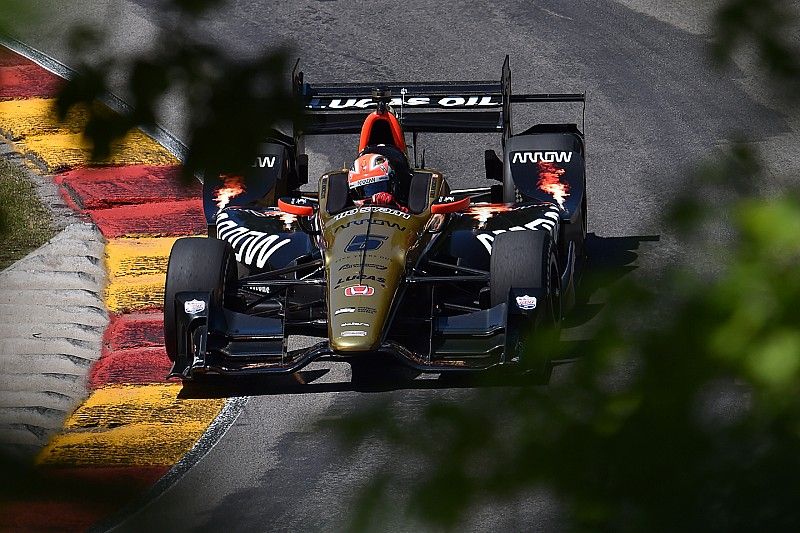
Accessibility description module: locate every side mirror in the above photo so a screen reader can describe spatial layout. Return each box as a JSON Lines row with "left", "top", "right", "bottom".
{"left": 431, "top": 196, "right": 470, "bottom": 214}
{"left": 278, "top": 197, "right": 315, "bottom": 217}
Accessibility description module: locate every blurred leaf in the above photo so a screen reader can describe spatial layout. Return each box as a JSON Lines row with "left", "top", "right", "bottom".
{"left": 66, "top": 26, "right": 104, "bottom": 55}
{"left": 712, "top": 0, "right": 800, "bottom": 88}
{"left": 55, "top": 1, "right": 304, "bottom": 176}
{"left": 338, "top": 140, "right": 800, "bottom": 530}
{"left": 19, "top": 0, "right": 800, "bottom": 529}
{"left": 748, "top": 330, "right": 800, "bottom": 389}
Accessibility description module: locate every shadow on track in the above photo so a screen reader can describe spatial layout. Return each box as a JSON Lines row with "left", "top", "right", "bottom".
{"left": 566, "top": 232, "right": 660, "bottom": 327}
{"left": 177, "top": 233, "right": 659, "bottom": 400}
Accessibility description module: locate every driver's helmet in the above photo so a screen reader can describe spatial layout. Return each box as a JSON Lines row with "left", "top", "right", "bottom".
{"left": 347, "top": 153, "right": 396, "bottom": 199}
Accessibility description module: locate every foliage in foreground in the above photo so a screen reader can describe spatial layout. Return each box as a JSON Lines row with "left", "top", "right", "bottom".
{"left": 52, "top": 0, "right": 304, "bottom": 180}
{"left": 337, "top": 144, "right": 800, "bottom": 530}
{"left": 337, "top": 0, "right": 800, "bottom": 527}
{"left": 1, "top": 0, "right": 798, "bottom": 528}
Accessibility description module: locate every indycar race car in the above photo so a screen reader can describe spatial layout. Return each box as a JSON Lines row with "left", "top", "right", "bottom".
{"left": 164, "top": 57, "right": 587, "bottom": 379}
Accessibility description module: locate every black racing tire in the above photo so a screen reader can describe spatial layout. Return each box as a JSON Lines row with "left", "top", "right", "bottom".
{"left": 490, "top": 231, "right": 558, "bottom": 310}
{"left": 163, "top": 237, "right": 236, "bottom": 361}
{"left": 490, "top": 231, "right": 560, "bottom": 373}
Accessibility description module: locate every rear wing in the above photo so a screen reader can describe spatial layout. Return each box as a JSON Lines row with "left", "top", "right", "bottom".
{"left": 292, "top": 55, "right": 585, "bottom": 145}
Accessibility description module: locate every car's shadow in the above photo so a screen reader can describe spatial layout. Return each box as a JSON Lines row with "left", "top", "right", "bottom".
{"left": 565, "top": 232, "right": 660, "bottom": 328}
{"left": 176, "top": 349, "right": 586, "bottom": 399}
{"left": 178, "top": 232, "right": 659, "bottom": 399}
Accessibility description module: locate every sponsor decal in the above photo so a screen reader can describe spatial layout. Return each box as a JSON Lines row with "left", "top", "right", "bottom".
{"left": 465, "top": 204, "right": 513, "bottom": 229}
{"left": 332, "top": 206, "right": 411, "bottom": 221}
{"left": 214, "top": 175, "right": 246, "bottom": 212}
{"left": 335, "top": 307, "right": 376, "bottom": 315}
{"left": 250, "top": 286, "right": 271, "bottom": 294}
{"left": 286, "top": 197, "right": 311, "bottom": 206}
{"left": 334, "top": 218, "right": 406, "bottom": 233}
{"left": 338, "top": 262, "right": 387, "bottom": 271}
{"left": 252, "top": 156, "right": 277, "bottom": 168}
{"left": 345, "top": 234, "right": 387, "bottom": 253}
{"left": 428, "top": 175, "right": 439, "bottom": 202}
{"left": 241, "top": 203, "right": 302, "bottom": 230}
{"left": 344, "top": 285, "right": 374, "bottom": 297}
{"left": 511, "top": 151, "right": 573, "bottom": 164}
{"left": 515, "top": 295, "right": 538, "bottom": 310}
{"left": 184, "top": 299, "right": 206, "bottom": 314}
{"left": 425, "top": 213, "right": 445, "bottom": 233}
{"left": 349, "top": 175, "right": 388, "bottom": 189}
{"left": 225, "top": 208, "right": 298, "bottom": 232}
{"left": 341, "top": 322, "right": 370, "bottom": 327}
{"left": 537, "top": 161, "right": 570, "bottom": 210}
{"left": 335, "top": 274, "right": 386, "bottom": 288}
{"left": 279, "top": 212, "right": 298, "bottom": 230}
{"left": 341, "top": 330, "right": 368, "bottom": 337}
{"left": 216, "top": 213, "right": 292, "bottom": 268}
{"left": 476, "top": 206, "right": 561, "bottom": 254}
{"left": 307, "top": 95, "right": 501, "bottom": 110}
{"left": 438, "top": 195, "right": 456, "bottom": 203}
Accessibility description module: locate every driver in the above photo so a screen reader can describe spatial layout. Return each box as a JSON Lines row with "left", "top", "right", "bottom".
{"left": 347, "top": 151, "right": 408, "bottom": 211}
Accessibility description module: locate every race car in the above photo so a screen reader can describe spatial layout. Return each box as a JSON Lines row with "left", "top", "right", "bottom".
{"left": 164, "top": 56, "right": 587, "bottom": 379}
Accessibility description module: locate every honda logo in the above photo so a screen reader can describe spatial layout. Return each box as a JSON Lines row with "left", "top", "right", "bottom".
{"left": 344, "top": 285, "right": 374, "bottom": 297}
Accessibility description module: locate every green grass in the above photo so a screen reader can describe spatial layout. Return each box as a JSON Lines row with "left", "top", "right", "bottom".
{"left": 0, "top": 157, "right": 55, "bottom": 270}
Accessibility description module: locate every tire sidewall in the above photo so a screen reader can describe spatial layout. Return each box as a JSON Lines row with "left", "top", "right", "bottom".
{"left": 163, "top": 237, "right": 233, "bottom": 360}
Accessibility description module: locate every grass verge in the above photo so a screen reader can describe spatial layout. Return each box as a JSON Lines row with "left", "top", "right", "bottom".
{"left": 0, "top": 156, "right": 55, "bottom": 270}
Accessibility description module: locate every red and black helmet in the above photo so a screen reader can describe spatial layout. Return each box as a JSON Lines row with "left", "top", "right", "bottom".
{"left": 347, "top": 152, "right": 396, "bottom": 199}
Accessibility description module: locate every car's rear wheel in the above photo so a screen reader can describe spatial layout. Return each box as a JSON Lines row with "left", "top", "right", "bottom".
{"left": 490, "top": 230, "right": 560, "bottom": 374}
{"left": 163, "top": 237, "right": 237, "bottom": 361}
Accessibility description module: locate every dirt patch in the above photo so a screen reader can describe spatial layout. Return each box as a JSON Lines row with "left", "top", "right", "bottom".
{"left": 0, "top": 151, "right": 55, "bottom": 269}
{"left": 0, "top": 141, "right": 81, "bottom": 270}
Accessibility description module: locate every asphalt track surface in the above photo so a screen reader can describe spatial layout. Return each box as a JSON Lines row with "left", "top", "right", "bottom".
{"left": 17, "top": 0, "right": 798, "bottom": 530}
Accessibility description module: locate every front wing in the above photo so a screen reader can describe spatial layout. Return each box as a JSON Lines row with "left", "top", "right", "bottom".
{"left": 167, "top": 287, "right": 545, "bottom": 379}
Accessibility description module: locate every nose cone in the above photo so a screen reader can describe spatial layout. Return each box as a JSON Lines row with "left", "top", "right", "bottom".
{"left": 321, "top": 207, "right": 426, "bottom": 353}
{"left": 328, "top": 267, "right": 399, "bottom": 353}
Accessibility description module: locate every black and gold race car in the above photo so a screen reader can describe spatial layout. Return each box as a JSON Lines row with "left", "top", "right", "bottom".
{"left": 163, "top": 57, "right": 587, "bottom": 379}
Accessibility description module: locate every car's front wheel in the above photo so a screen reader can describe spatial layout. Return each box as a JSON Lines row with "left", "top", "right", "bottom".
{"left": 490, "top": 230, "right": 561, "bottom": 375}
{"left": 163, "top": 237, "right": 237, "bottom": 361}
